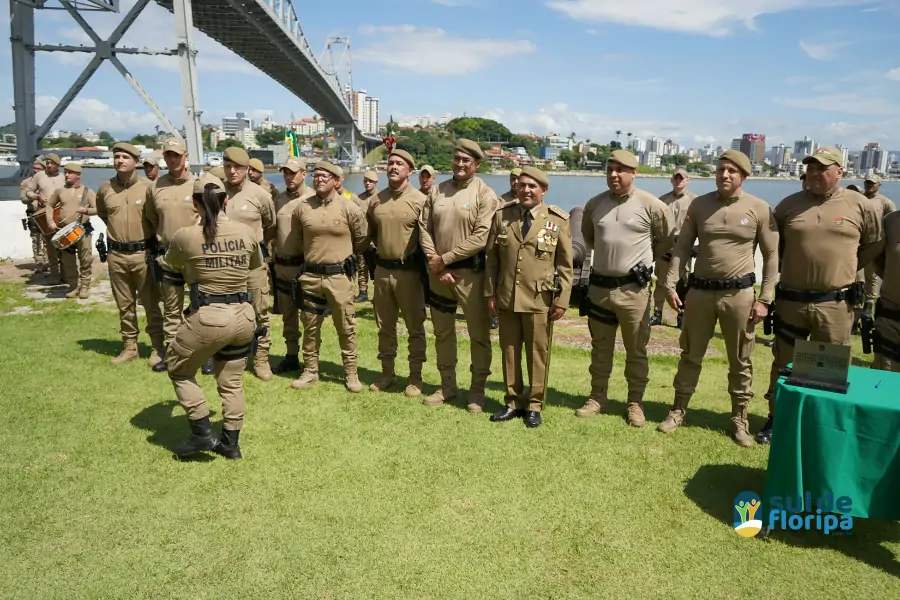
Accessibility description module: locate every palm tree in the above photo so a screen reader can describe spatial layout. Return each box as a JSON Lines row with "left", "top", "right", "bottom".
{"left": 570, "top": 131, "right": 576, "bottom": 140}
{"left": 615, "top": 130, "right": 622, "bottom": 142}
{"left": 627, "top": 132, "right": 633, "bottom": 148}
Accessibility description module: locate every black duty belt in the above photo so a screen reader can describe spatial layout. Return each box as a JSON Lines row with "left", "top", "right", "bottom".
{"left": 876, "top": 299, "right": 900, "bottom": 323}
{"left": 299, "top": 292, "right": 331, "bottom": 316}
{"left": 275, "top": 254, "right": 305, "bottom": 267}
{"left": 376, "top": 251, "right": 422, "bottom": 271}
{"left": 427, "top": 290, "right": 458, "bottom": 314}
{"left": 589, "top": 268, "right": 652, "bottom": 289}
{"left": 161, "top": 268, "right": 185, "bottom": 286}
{"left": 108, "top": 239, "right": 148, "bottom": 252}
{"left": 447, "top": 250, "right": 486, "bottom": 273}
{"left": 303, "top": 262, "right": 345, "bottom": 275}
{"left": 775, "top": 284, "right": 852, "bottom": 303}
{"left": 689, "top": 273, "right": 755, "bottom": 291}
{"left": 215, "top": 342, "right": 252, "bottom": 360}
{"left": 196, "top": 291, "right": 251, "bottom": 307}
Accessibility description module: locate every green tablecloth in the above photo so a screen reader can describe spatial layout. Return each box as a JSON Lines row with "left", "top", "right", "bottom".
{"left": 762, "top": 366, "right": 900, "bottom": 520}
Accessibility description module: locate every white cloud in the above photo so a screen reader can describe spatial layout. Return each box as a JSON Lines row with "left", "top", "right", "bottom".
{"left": 545, "top": 0, "right": 873, "bottom": 36}
{"left": 773, "top": 91, "right": 895, "bottom": 116}
{"left": 355, "top": 25, "right": 535, "bottom": 75}
{"left": 35, "top": 96, "right": 160, "bottom": 134}
{"left": 799, "top": 40, "right": 849, "bottom": 60}
{"left": 885, "top": 67, "right": 900, "bottom": 80}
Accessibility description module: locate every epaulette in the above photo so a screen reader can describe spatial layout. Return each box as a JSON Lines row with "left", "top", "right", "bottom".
{"left": 548, "top": 204, "right": 569, "bottom": 220}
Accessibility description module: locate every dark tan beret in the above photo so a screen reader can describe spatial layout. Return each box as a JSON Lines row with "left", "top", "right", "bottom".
{"left": 719, "top": 150, "right": 751, "bottom": 177}
{"left": 112, "top": 142, "right": 140, "bottom": 159}
{"left": 389, "top": 149, "right": 416, "bottom": 169}
{"left": 607, "top": 149, "right": 639, "bottom": 170}
{"left": 455, "top": 138, "right": 484, "bottom": 160}
{"left": 223, "top": 146, "right": 250, "bottom": 166}
{"left": 519, "top": 166, "right": 549, "bottom": 189}
{"left": 314, "top": 161, "right": 343, "bottom": 179}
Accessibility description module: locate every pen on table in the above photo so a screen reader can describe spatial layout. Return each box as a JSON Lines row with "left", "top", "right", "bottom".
{"left": 875, "top": 379, "right": 882, "bottom": 389}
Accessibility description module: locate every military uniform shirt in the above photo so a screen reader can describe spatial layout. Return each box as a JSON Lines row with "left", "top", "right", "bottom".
{"left": 288, "top": 190, "right": 368, "bottom": 264}
{"left": 775, "top": 186, "right": 883, "bottom": 291}
{"left": 869, "top": 192, "right": 896, "bottom": 217}
{"left": 660, "top": 191, "right": 697, "bottom": 237}
{"left": 874, "top": 212, "right": 900, "bottom": 306}
{"left": 26, "top": 170, "right": 65, "bottom": 204}
{"left": 273, "top": 185, "right": 314, "bottom": 257}
{"left": 499, "top": 190, "right": 517, "bottom": 209}
{"left": 47, "top": 185, "right": 98, "bottom": 226}
{"left": 668, "top": 191, "right": 779, "bottom": 303}
{"left": 256, "top": 177, "right": 279, "bottom": 201}
{"left": 143, "top": 174, "right": 197, "bottom": 246}
{"left": 486, "top": 201, "right": 574, "bottom": 312}
{"left": 367, "top": 182, "right": 426, "bottom": 260}
{"left": 224, "top": 179, "right": 276, "bottom": 243}
{"left": 582, "top": 187, "right": 674, "bottom": 277}
{"left": 20, "top": 176, "right": 39, "bottom": 211}
{"left": 165, "top": 214, "right": 262, "bottom": 295}
{"left": 96, "top": 173, "right": 153, "bottom": 243}
{"left": 419, "top": 176, "right": 497, "bottom": 265}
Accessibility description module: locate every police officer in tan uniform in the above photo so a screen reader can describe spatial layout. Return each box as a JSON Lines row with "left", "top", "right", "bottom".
{"left": 757, "top": 146, "right": 883, "bottom": 443}
{"left": 861, "top": 174, "right": 895, "bottom": 318}
{"left": 249, "top": 158, "right": 279, "bottom": 200}
{"left": 210, "top": 166, "right": 226, "bottom": 180}
{"left": 143, "top": 138, "right": 197, "bottom": 373}
{"left": 222, "top": 146, "right": 277, "bottom": 380}
{"left": 360, "top": 170, "right": 379, "bottom": 202}
{"left": 355, "top": 170, "right": 379, "bottom": 302}
{"left": 419, "top": 139, "right": 497, "bottom": 412}
{"left": 366, "top": 149, "right": 428, "bottom": 397}
{"left": 871, "top": 210, "right": 900, "bottom": 372}
{"left": 287, "top": 161, "right": 368, "bottom": 392}
{"left": 163, "top": 173, "right": 261, "bottom": 460}
{"left": 419, "top": 165, "right": 436, "bottom": 196}
{"left": 271, "top": 156, "right": 314, "bottom": 374}
{"left": 577, "top": 149, "right": 674, "bottom": 427}
{"left": 26, "top": 153, "right": 66, "bottom": 283}
{"left": 20, "top": 158, "right": 47, "bottom": 272}
{"left": 657, "top": 150, "right": 779, "bottom": 446}
{"left": 499, "top": 167, "right": 522, "bottom": 205}
{"left": 142, "top": 157, "right": 160, "bottom": 182}
{"left": 486, "top": 166, "right": 573, "bottom": 428}
{"left": 96, "top": 142, "right": 165, "bottom": 366}
{"left": 651, "top": 167, "right": 696, "bottom": 326}
{"left": 45, "top": 163, "right": 97, "bottom": 298}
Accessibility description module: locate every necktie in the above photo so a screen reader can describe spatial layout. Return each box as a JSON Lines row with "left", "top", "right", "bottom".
{"left": 522, "top": 210, "right": 533, "bottom": 238}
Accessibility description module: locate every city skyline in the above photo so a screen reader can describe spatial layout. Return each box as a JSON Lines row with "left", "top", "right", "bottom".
{"left": 3, "top": 0, "right": 900, "bottom": 150}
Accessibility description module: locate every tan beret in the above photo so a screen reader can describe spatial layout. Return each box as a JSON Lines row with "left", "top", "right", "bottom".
{"left": 193, "top": 172, "right": 225, "bottom": 195}
{"left": 519, "top": 166, "right": 549, "bottom": 190}
{"left": 64, "top": 163, "right": 83, "bottom": 174}
{"left": 210, "top": 166, "right": 226, "bottom": 180}
{"left": 363, "top": 170, "right": 379, "bottom": 182}
{"left": 248, "top": 158, "right": 265, "bottom": 172}
{"left": 510, "top": 167, "right": 523, "bottom": 178}
{"left": 865, "top": 174, "right": 882, "bottom": 184}
{"left": 112, "top": 142, "right": 140, "bottom": 159}
{"left": 719, "top": 150, "right": 751, "bottom": 177}
{"left": 44, "top": 153, "right": 61, "bottom": 165}
{"left": 313, "top": 161, "right": 343, "bottom": 179}
{"left": 802, "top": 146, "right": 842, "bottom": 167}
{"left": 673, "top": 167, "right": 689, "bottom": 179}
{"left": 142, "top": 157, "right": 159, "bottom": 167}
{"left": 607, "top": 149, "right": 639, "bottom": 170}
{"left": 389, "top": 149, "right": 416, "bottom": 169}
{"left": 281, "top": 156, "right": 307, "bottom": 173}
{"left": 161, "top": 137, "right": 186, "bottom": 155}
{"left": 420, "top": 165, "right": 435, "bottom": 176}
{"left": 223, "top": 146, "right": 250, "bottom": 166}
{"left": 455, "top": 138, "right": 484, "bottom": 160}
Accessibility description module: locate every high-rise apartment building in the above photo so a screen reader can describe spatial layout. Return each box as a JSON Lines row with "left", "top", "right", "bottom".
{"left": 858, "top": 142, "right": 888, "bottom": 174}
{"left": 739, "top": 133, "right": 766, "bottom": 165}
{"left": 793, "top": 136, "right": 817, "bottom": 159}
{"left": 222, "top": 112, "right": 253, "bottom": 137}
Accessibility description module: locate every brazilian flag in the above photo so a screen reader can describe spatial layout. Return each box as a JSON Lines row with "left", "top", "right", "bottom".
{"left": 284, "top": 131, "right": 298, "bottom": 157}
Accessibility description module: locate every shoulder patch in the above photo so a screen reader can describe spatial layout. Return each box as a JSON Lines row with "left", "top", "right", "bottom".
{"left": 547, "top": 204, "right": 569, "bottom": 220}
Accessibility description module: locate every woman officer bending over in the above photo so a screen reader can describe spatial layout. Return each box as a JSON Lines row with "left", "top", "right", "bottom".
{"left": 163, "top": 172, "right": 262, "bottom": 460}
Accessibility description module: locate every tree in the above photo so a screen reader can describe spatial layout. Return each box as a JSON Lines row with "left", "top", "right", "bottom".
{"left": 98, "top": 130, "right": 115, "bottom": 146}
{"left": 615, "top": 130, "right": 622, "bottom": 142}
{"left": 570, "top": 132, "right": 576, "bottom": 141}
{"left": 130, "top": 133, "right": 160, "bottom": 149}
{"left": 216, "top": 138, "right": 245, "bottom": 152}
{"left": 256, "top": 126, "right": 286, "bottom": 147}
{"left": 626, "top": 132, "right": 633, "bottom": 148}
{"left": 445, "top": 117, "right": 511, "bottom": 142}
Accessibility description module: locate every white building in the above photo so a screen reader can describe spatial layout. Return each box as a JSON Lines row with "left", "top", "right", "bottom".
{"left": 238, "top": 128, "right": 258, "bottom": 149}
{"left": 222, "top": 113, "right": 253, "bottom": 136}
{"left": 81, "top": 128, "right": 99, "bottom": 143}
{"left": 293, "top": 118, "right": 326, "bottom": 137}
{"left": 641, "top": 150, "right": 660, "bottom": 168}
{"left": 349, "top": 90, "right": 380, "bottom": 136}
{"left": 793, "top": 136, "right": 817, "bottom": 159}
{"left": 259, "top": 117, "right": 280, "bottom": 132}
{"left": 630, "top": 137, "right": 647, "bottom": 153}
{"left": 771, "top": 143, "right": 792, "bottom": 168}
{"left": 835, "top": 144, "right": 850, "bottom": 169}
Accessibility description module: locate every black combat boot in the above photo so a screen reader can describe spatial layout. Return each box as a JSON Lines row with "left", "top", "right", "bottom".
{"left": 201, "top": 357, "right": 215, "bottom": 375}
{"left": 173, "top": 416, "right": 218, "bottom": 458}
{"left": 273, "top": 353, "right": 301, "bottom": 374}
{"left": 213, "top": 428, "right": 242, "bottom": 460}
{"left": 649, "top": 309, "right": 663, "bottom": 326}
{"left": 354, "top": 289, "right": 368, "bottom": 303}
{"left": 676, "top": 312, "right": 684, "bottom": 329}
{"left": 490, "top": 315, "right": 499, "bottom": 330}
{"left": 755, "top": 414, "right": 773, "bottom": 444}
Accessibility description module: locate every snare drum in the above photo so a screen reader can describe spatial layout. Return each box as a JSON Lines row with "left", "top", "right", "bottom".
{"left": 30, "top": 208, "right": 60, "bottom": 236}
{"left": 52, "top": 222, "right": 86, "bottom": 251}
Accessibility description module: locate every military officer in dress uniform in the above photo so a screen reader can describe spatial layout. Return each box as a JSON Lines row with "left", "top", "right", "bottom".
{"left": 498, "top": 167, "right": 522, "bottom": 205}
{"left": 657, "top": 151, "right": 779, "bottom": 446}
{"left": 45, "top": 163, "right": 97, "bottom": 298}
{"left": 870, "top": 210, "right": 900, "bottom": 372}
{"left": 419, "top": 139, "right": 497, "bottom": 412}
{"left": 96, "top": 142, "right": 165, "bottom": 367}
{"left": 287, "top": 161, "right": 368, "bottom": 392}
{"left": 163, "top": 172, "right": 261, "bottom": 460}
{"left": 650, "top": 167, "right": 697, "bottom": 326}
{"left": 20, "top": 158, "right": 47, "bottom": 272}
{"left": 270, "top": 156, "right": 314, "bottom": 375}
{"left": 366, "top": 149, "right": 428, "bottom": 397}
{"left": 142, "top": 157, "right": 160, "bottom": 182}
{"left": 26, "top": 153, "right": 66, "bottom": 283}
{"left": 860, "top": 174, "right": 896, "bottom": 320}
{"left": 486, "top": 166, "right": 573, "bottom": 428}
{"left": 143, "top": 137, "right": 197, "bottom": 373}
{"left": 757, "top": 147, "right": 883, "bottom": 444}
{"left": 222, "top": 146, "right": 277, "bottom": 380}
{"left": 576, "top": 149, "right": 674, "bottom": 427}
{"left": 249, "top": 158, "right": 279, "bottom": 200}
{"left": 419, "top": 165, "right": 436, "bottom": 196}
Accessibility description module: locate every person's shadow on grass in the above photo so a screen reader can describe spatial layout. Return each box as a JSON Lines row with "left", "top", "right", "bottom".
{"left": 685, "top": 463, "right": 900, "bottom": 578}
{"left": 130, "top": 400, "right": 216, "bottom": 462}
{"left": 79, "top": 338, "right": 151, "bottom": 358}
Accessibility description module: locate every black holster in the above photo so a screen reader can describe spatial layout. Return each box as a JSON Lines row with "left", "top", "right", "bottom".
{"left": 343, "top": 255, "right": 358, "bottom": 279}
{"left": 249, "top": 326, "right": 268, "bottom": 358}
{"left": 95, "top": 233, "right": 108, "bottom": 263}
{"left": 848, "top": 281, "right": 865, "bottom": 306}
{"left": 630, "top": 263, "right": 652, "bottom": 287}
{"left": 363, "top": 247, "right": 377, "bottom": 279}
{"left": 21, "top": 218, "right": 29, "bottom": 232}
{"left": 763, "top": 311, "right": 774, "bottom": 336}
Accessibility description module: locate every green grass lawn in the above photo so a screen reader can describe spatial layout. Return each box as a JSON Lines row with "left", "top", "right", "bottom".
{"left": 1, "top": 280, "right": 898, "bottom": 599}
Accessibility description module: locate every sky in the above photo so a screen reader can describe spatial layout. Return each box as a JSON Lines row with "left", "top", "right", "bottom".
{"left": 2, "top": 0, "right": 900, "bottom": 151}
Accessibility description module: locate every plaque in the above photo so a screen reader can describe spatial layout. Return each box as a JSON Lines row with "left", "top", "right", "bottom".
{"left": 787, "top": 340, "right": 851, "bottom": 394}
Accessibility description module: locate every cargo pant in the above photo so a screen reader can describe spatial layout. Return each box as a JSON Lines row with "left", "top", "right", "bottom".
{"left": 873, "top": 298, "right": 900, "bottom": 373}
{"left": 768, "top": 298, "right": 854, "bottom": 412}
{"left": 107, "top": 249, "right": 164, "bottom": 350}
{"left": 158, "top": 256, "right": 186, "bottom": 347}
{"left": 60, "top": 233, "right": 93, "bottom": 291}
{"left": 428, "top": 268, "right": 492, "bottom": 385}
{"left": 864, "top": 266, "right": 882, "bottom": 304}
{"left": 30, "top": 229, "right": 47, "bottom": 269}
{"left": 248, "top": 266, "right": 271, "bottom": 360}
{"left": 499, "top": 309, "right": 549, "bottom": 412}
{"left": 298, "top": 272, "right": 357, "bottom": 375}
{"left": 274, "top": 264, "right": 304, "bottom": 355}
{"left": 43, "top": 234, "right": 61, "bottom": 278}
{"left": 586, "top": 282, "right": 652, "bottom": 402}
{"left": 166, "top": 303, "right": 256, "bottom": 430}
{"left": 672, "top": 287, "right": 756, "bottom": 406}
{"left": 356, "top": 253, "right": 369, "bottom": 295}
{"left": 653, "top": 256, "right": 689, "bottom": 311}
{"left": 373, "top": 266, "right": 427, "bottom": 377}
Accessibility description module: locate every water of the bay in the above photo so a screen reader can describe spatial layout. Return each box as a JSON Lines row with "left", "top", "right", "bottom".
{"left": 5, "top": 167, "right": 899, "bottom": 211}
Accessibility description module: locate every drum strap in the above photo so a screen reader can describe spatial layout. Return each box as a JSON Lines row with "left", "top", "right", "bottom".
{"left": 77, "top": 187, "right": 88, "bottom": 225}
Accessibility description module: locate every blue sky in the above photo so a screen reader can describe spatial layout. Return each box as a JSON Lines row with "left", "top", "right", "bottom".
{"left": 3, "top": 0, "right": 900, "bottom": 151}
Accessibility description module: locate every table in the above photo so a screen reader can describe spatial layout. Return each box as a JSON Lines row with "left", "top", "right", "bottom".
{"left": 762, "top": 365, "right": 900, "bottom": 520}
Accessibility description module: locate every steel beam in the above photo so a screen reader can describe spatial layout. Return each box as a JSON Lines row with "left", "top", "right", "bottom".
{"left": 30, "top": 44, "right": 177, "bottom": 55}
{"left": 173, "top": 0, "right": 203, "bottom": 172}
{"left": 109, "top": 56, "right": 180, "bottom": 135}
{"left": 10, "top": 0, "right": 37, "bottom": 177}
